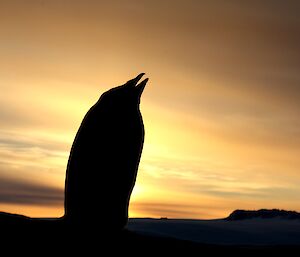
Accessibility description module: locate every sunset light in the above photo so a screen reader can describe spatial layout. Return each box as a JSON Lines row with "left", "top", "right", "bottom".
{"left": 1, "top": 0, "right": 300, "bottom": 220}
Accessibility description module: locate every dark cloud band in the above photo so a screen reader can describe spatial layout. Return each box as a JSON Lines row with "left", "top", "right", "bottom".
{"left": 0, "top": 176, "right": 63, "bottom": 206}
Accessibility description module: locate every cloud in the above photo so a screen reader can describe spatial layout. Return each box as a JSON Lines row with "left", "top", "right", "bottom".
{"left": 0, "top": 130, "right": 67, "bottom": 208}
{"left": 139, "top": 154, "right": 300, "bottom": 203}
{"left": 0, "top": 175, "right": 63, "bottom": 206}
{"left": 130, "top": 202, "right": 221, "bottom": 219}
{"left": 0, "top": 130, "right": 69, "bottom": 180}
{"left": 0, "top": 130, "right": 69, "bottom": 154}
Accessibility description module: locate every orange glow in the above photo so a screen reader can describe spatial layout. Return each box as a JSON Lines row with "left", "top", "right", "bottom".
{"left": 1, "top": 1, "right": 300, "bottom": 219}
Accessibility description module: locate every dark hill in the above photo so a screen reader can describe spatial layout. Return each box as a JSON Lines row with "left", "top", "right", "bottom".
{"left": 226, "top": 209, "right": 300, "bottom": 221}
{"left": 1, "top": 211, "right": 300, "bottom": 255}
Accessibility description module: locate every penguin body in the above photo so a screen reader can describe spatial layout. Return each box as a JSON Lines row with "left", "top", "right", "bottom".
{"left": 64, "top": 74, "right": 148, "bottom": 230}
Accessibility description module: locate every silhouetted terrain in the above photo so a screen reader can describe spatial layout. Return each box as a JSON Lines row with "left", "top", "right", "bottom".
{"left": 1, "top": 210, "right": 300, "bottom": 255}
{"left": 128, "top": 209, "right": 300, "bottom": 246}
{"left": 226, "top": 209, "right": 300, "bottom": 220}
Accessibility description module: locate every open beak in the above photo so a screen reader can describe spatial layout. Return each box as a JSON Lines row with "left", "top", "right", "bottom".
{"left": 136, "top": 78, "right": 149, "bottom": 97}
{"left": 125, "top": 73, "right": 145, "bottom": 87}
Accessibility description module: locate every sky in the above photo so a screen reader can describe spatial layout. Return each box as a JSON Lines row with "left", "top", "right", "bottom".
{"left": 0, "top": 0, "right": 300, "bottom": 219}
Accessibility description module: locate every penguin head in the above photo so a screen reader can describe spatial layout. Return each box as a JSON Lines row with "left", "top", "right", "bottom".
{"left": 99, "top": 73, "right": 148, "bottom": 112}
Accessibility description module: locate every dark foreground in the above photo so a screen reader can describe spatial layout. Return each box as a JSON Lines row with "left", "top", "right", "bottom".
{"left": 1, "top": 212, "right": 299, "bottom": 256}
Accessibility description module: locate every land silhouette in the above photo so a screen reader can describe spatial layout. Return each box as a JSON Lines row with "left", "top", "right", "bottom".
{"left": 0, "top": 74, "right": 299, "bottom": 255}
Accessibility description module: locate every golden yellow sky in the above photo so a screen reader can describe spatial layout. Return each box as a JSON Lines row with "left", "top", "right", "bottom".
{"left": 0, "top": 0, "right": 300, "bottom": 219}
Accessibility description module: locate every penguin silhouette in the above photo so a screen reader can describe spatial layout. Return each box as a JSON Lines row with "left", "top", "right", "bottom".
{"left": 64, "top": 73, "right": 148, "bottom": 230}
